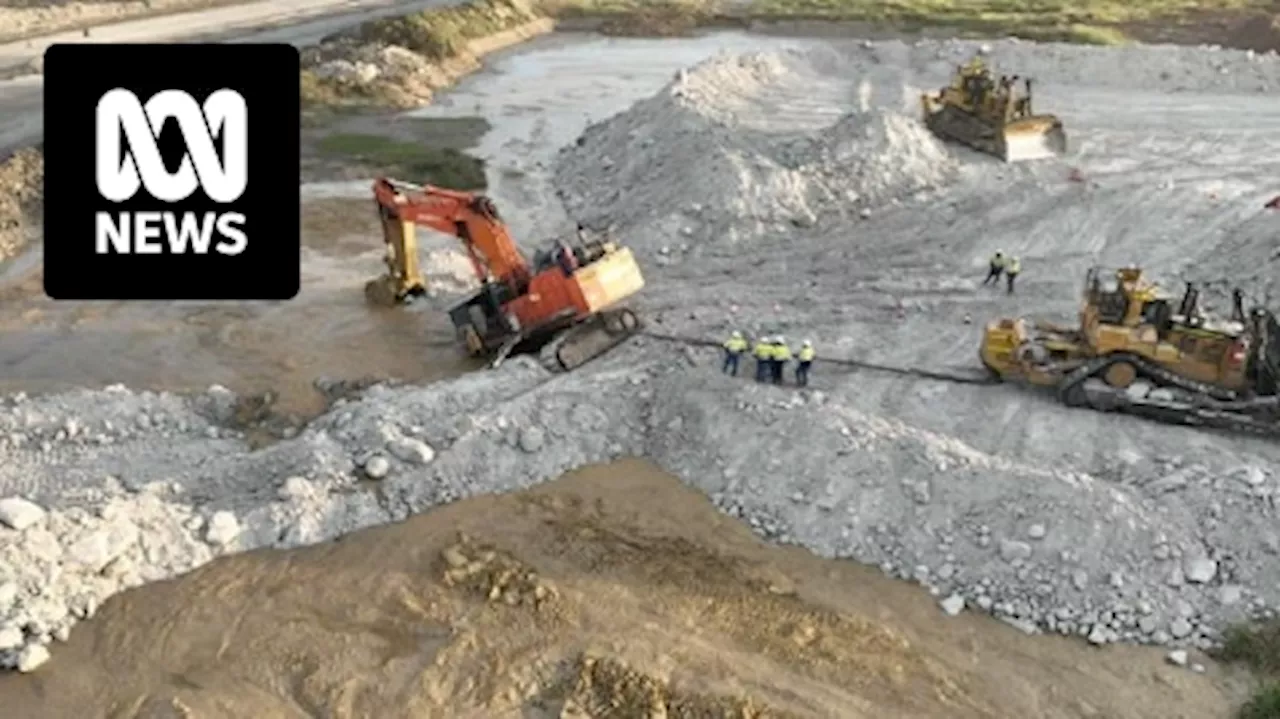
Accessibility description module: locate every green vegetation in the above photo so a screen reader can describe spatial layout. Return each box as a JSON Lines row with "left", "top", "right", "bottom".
{"left": 740, "top": 0, "right": 1273, "bottom": 44}
{"left": 316, "top": 133, "right": 487, "bottom": 189}
{"left": 357, "top": 0, "right": 541, "bottom": 60}
{"left": 1214, "top": 619, "right": 1280, "bottom": 718}
{"left": 1220, "top": 618, "right": 1280, "bottom": 674}
{"left": 543, "top": 0, "right": 719, "bottom": 35}
{"left": 1238, "top": 684, "right": 1280, "bottom": 719}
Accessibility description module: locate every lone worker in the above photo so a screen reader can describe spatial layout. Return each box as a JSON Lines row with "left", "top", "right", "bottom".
{"left": 982, "top": 251, "right": 1006, "bottom": 286}
{"left": 1005, "top": 256, "right": 1021, "bottom": 294}
{"left": 796, "top": 340, "right": 815, "bottom": 387}
{"left": 752, "top": 335, "right": 773, "bottom": 383}
{"left": 772, "top": 336, "right": 793, "bottom": 385}
{"left": 722, "top": 330, "right": 748, "bottom": 376}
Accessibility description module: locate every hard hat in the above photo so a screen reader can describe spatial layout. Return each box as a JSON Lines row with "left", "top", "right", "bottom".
{"left": 995, "top": 250, "right": 1004, "bottom": 255}
{"left": 731, "top": 330, "right": 742, "bottom": 338}
{"left": 803, "top": 339, "right": 812, "bottom": 346}
{"left": 777, "top": 335, "right": 786, "bottom": 344}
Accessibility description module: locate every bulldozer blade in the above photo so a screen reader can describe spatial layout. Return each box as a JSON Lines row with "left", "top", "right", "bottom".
{"left": 1001, "top": 118, "right": 1067, "bottom": 162}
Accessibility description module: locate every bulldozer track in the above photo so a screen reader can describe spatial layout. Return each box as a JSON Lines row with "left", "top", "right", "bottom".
{"left": 1056, "top": 352, "right": 1280, "bottom": 438}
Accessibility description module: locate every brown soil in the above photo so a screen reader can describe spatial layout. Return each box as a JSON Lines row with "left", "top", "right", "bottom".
{"left": 0, "top": 460, "right": 1250, "bottom": 718}
{"left": 1121, "top": 6, "right": 1280, "bottom": 52}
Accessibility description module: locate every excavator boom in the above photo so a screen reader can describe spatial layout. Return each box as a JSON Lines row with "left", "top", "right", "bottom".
{"left": 372, "top": 177, "right": 530, "bottom": 291}
{"left": 365, "top": 177, "right": 646, "bottom": 372}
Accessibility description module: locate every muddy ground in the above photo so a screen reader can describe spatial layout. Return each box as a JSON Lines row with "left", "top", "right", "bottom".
{"left": 0, "top": 191, "right": 483, "bottom": 416}
{"left": 0, "top": 460, "right": 1254, "bottom": 718}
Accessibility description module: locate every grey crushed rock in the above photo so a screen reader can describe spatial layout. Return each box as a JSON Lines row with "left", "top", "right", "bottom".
{"left": 0, "top": 497, "right": 45, "bottom": 530}
{"left": 4, "top": 38, "right": 1280, "bottom": 669}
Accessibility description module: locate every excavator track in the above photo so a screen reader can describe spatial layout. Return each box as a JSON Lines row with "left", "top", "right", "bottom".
{"left": 539, "top": 308, "right": 642, "bottom": 373}
{"left": 1056, "top": 353, "right": 1280, "bottom": 437}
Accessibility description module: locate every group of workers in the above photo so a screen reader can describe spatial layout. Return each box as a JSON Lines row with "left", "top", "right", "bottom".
{"left": 982, "top": 251, "right": 1022, "bottom": 293}
{"left": 721, "top": 332, "right": 816, "bottom": 387}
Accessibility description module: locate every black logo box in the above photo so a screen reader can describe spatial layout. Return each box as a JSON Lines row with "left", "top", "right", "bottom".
{"left": 43, "top": 43, "right": 300, "bottom": 301}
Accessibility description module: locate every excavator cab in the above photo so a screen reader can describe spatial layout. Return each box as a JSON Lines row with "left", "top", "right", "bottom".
{"left": 365, "top": 177, "right": 646, "bottom": 373}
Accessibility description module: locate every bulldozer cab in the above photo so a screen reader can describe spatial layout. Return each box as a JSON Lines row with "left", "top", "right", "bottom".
{"left": 1081, "top": 265, "right": 1267, "bottom": 391}
{"left": 1082, "top": 266, "right": 1162, "bottom": 328}
{"left": 949, "top": 57, "right": 1035, "bottom": 122}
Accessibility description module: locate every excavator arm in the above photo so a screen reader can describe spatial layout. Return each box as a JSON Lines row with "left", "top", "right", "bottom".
{"left": 365, "top": 177, "right": 532, "bottom": 306}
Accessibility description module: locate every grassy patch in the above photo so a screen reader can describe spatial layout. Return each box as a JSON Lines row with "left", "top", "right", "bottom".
{"left": 1215, "top": 619, "right": 1280, "bottom": 718}
{"left": 357, "top": 0, "right": 541, "bottom": 60}
{"left": 1239, "top": 684, "right": 1280, "bottom": 719}
{"left": 1219, "top": 618, "right": 1280, "bottom": 674}
{"left": 740, "top": 0, "right": 1275, "bottom": 43}
{"left": 543, "top": 0, "right": 720, "bottom": 35}
{"left": 315, "top": 133, "right": 487, "bottom": 189}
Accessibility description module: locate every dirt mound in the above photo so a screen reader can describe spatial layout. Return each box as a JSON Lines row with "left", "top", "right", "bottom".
{"left": 0, "top": 461, "right": 1241, "bottom": 718}
{"left": 1228, "top": 13, "right": 1280, "bottom": 54}
{"left": 0, "top": 147, "right": 42, "bottom": 263}
{"left": 554, "top": 50, "right": 956, "bottom": 253}
{"left": 299, "top": 0, "right": 551, "bottom": 108}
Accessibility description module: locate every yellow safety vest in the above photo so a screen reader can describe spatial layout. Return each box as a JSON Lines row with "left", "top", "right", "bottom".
{"left": 1007, "top": 258, "right": 1021, "bottom": 274}
{"left": 724, "top": 336, "right": 747, "bottom": 353}
{"left": 753, "top": 342, "right": 772, "bottom": 359}
{"left": 774, "top": 345, "right": 793, "bottom": 362}
{"left": 798, "top": 346, "right": 815, "bottom": 362}
{"left": 990, "top": 254, "right": 1006, "bottom": 268}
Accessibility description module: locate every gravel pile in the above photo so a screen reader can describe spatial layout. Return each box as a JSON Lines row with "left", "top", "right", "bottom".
{"left": 554, "top": 50, "right": 957, "bottom": 253}
{"left": 3, "top": 347, "right": 1279, "bottom": 671}
{"left": 6, "top": 37, "right": 1280, "bottom": 673}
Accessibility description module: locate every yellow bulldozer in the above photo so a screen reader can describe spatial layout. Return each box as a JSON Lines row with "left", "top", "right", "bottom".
{"left": 921, "top": 55, "right": 1067, "bottom": 162}
{"left": 980, "top": 266, "right": 1280, "bottom": 435}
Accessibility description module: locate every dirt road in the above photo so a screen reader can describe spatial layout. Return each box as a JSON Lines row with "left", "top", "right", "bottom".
{"left": 0, "top": 0, "right": 460, "bottom": 151}
{"left": 0, "top": 460, "right": 1249, "bottom": 718}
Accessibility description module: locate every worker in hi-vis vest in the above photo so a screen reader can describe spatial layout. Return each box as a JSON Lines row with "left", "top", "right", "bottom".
{"left": 722, "top": 330, "right": 748, "bottom": 377}
{"left": 796, "top": 340, "right": 816, "bottom": 387}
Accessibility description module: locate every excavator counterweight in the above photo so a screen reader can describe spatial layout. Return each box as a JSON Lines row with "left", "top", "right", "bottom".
{"left": 980, "top": 266, "right": 1280, "bottom": 436}
{"left": 921, "top": 55, "right": 1067, "bottom": 162}
{"left": 366, "top": 177, "right": 646, "bottom": 372}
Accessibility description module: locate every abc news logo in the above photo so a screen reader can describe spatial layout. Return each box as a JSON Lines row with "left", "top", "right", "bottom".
{"left": 95, "top": 88, "right": 248, "bottom": 256}
{"left": 43, "top": 43, "right": 300, "bottom": 301}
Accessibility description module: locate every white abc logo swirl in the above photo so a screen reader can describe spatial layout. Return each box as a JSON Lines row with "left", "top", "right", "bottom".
{"left": 95, "top": 88, "right": 248, "bottom": 204}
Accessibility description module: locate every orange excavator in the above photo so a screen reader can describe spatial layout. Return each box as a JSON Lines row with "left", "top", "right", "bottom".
{"left": 365, "top": 177, "right": 647, "bottom": 371}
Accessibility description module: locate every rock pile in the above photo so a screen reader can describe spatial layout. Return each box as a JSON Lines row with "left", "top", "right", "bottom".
{"left": 2, "top": 343, "right": 1280, "bottom": 670}
{"left": 554, "top": 50, "right": 957, "bottom": 253}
